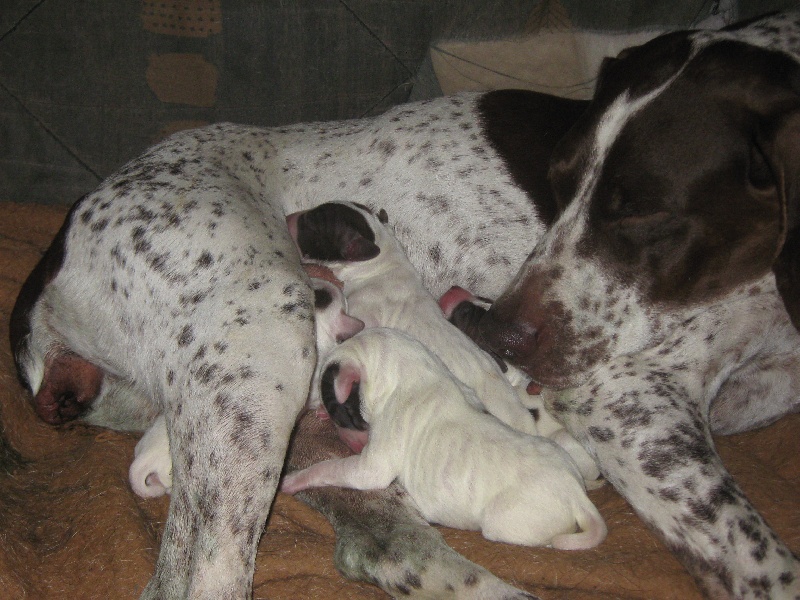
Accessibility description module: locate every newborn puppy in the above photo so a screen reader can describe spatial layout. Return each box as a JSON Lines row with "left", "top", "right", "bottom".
{"left": 440, "top": 285, "right": 602, "bottom": 487}
{"left": 282, "top": 328, "right": 607, "bottom": 550}
{"left": 286, "top": 202, "right": 539, "bottom": 437}
{"left": 128, "top": 277, "right": 363, "bottom": 498}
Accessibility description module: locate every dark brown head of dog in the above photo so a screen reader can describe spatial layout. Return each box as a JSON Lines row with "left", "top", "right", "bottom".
{"left": 479, "top": 29, "right": 800, "bottom": 389}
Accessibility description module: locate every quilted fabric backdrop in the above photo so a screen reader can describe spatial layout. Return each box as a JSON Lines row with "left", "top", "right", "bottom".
{"left": 2, "top": 0, "right": 795, "bottom": 205}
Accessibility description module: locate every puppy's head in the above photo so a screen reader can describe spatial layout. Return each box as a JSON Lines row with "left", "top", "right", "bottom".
{"left": 286, "top": 202, "right": 391, "bottom": 276}
{"left": 315, "top": 328, "right": 417, "bottom": 430}
{"left": 439, "top": 285, "right": 510, "bottom": 372}
{"left": 310, "top": 277, "right": 364, "bottom": 358}
{"left": 319, "top": 361, "right": 368, "bottom": 432}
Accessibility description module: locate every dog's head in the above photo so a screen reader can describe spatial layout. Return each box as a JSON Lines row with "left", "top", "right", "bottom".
{"left": 480, "top": 16, "right": 800, "bottom": 389}
{"left": 315, "top": 328, "right": 420, "bottom": 441}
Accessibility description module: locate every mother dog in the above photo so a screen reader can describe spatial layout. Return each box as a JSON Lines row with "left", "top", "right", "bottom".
{"left": 9, "top": 10, "right": 800, "bottom": 600}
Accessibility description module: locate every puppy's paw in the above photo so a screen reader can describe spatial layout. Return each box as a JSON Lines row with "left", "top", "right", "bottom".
{"left": 280, "top": 471, "right": 308, "bottom": 495}
{"left": 129, "top": 415, "right": 172, "bottom": 498}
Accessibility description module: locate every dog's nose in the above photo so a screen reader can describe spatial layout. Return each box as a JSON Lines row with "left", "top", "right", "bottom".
{"left": 478, "top": 309, "right": 539, "bottom": 364}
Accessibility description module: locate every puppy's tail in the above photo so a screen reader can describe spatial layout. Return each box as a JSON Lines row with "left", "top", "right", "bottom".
{"left": 551, "top": 503, "right": 607, "bottom": 550}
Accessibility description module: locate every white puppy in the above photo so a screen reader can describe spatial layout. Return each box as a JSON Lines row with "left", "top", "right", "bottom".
{"left": 287, "top": 202, "right": 602, "bottom": 486}
{"left": 282, "top": 328, "right": 607, "bottom": 550}
{"left": 128, "top": 277, "right": 363, "bottom": 498}
{"left": 286, "top": 202, "right": 540, "bottom": 437}
{"left": 440, "top": 285, "right": 602, "bottom": 486}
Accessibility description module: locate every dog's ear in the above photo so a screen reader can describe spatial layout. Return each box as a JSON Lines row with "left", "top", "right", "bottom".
{"left": 335, "top": 205, "right": 380, "bottom": 261}
{"left": 334, "top": 314, "right": 365, "bottom": 343}
{"left": 342, "top": 236, "right": 380, "bottom": 262}
{"left": 768, "top": 109, "right": 800, "bottom": 328}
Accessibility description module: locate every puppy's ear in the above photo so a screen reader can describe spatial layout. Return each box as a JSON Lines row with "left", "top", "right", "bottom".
{"left": 769, "top": 109, "right": 800, "bottom": 329}
{"left": 334, "top": 363, "right": 361, "bottom": 403}
{"left": 320, "top": 361, "right": 368, "bottom": 431}
{"left": 334, "top": 315, "right": 365, "bottom": 343}
{"left": 342, "top": 236, "right": 380, "bottom": 261}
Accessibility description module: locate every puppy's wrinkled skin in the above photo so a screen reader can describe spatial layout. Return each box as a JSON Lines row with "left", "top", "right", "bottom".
{"left": 288, "top": 202, "right": 540, "bottom": 437}
{"left": 286, "top": 411, "right": 540, "bottom": 600}
{"left": 284, "top": 329, "right": 607, "bottom": 551}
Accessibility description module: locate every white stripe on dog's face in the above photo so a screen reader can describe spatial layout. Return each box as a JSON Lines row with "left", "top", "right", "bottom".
{"left": 477, "top": 82, "right": 667, "bottom": 387}
{"left": 575, "top": 73, "right": 687, "bottom": 218}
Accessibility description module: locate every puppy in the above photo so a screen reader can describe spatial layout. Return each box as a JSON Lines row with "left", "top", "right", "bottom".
{"left": 129, "top": 277, "right": 363, "bottom": 498}
{"left": 286, "top": 202, "right": 540, "bottom": 437}
{"left": 282, "top": 327, "right": 607, "bottom": 550}
{"left": 440, "top": 285, "right": 603, "bottom": 486}
{"left": 288, "top": 201, "right": 603, "bottom": 485}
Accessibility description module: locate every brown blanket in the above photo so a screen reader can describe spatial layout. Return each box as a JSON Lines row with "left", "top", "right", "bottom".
{"left": 1, "top": 202, "right": 798, "bottom": 599}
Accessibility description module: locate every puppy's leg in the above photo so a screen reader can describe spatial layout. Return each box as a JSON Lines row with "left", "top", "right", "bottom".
{"left": 287, "top": 412, "right": 539, "bottom": 600}
{"left": 549, "top": 429, "right": 603, "bottom": 487}
{"left": 130, "top": 415, "right": 172, "bottom": 498}
{"left": 282, "top": 453, "right": 395, "bottom": 494}
{"left": 547, "top": 363, "right": 800, "bottom": 599}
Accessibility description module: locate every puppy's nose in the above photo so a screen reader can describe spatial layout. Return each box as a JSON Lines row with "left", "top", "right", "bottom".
{"left": 478, "top": 309, "right": 539, "bottom": 363}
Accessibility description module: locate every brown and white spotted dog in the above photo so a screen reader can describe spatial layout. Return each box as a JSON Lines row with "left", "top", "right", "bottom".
{"left": 477, "top": 12, "right": 800, "bottom": 600}
{"left": 7, "top": 9, "right": 800, "bottom": 600}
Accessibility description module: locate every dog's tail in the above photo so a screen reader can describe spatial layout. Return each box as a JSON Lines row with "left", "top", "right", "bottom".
{"left": 551, "top": 503, "right": 607, "bottom": 550}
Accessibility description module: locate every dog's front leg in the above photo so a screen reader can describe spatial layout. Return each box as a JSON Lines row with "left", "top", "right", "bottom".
{"left": 287, "top": 412, "right": 539, "bottom": 599}
{"left": 546, "top": 363, "right": 800, "bottom": 600}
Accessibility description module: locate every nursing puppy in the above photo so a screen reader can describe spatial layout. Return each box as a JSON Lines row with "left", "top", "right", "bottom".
{"left": 286, "top": 202, "right": 540, "bottom": 438}
{"left": 288, "top": 201, "right": 603, "bottom": 485}
{"left": 441, "top": 285, "right": 602, "bottom": 486}
{"left": 282, "top": 327, "right": 607, "bottom": 550}
{"left": 440, "top": 286, "right": 555, "bottom": 423}
{"left": 129, "top": 277, "right": 363, "bottom": 498}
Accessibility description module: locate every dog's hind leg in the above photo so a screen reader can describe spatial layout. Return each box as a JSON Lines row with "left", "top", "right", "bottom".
{"left": 710, "top": 343, "right": 800, "bottom": 435}
{"left": 136, "top": 210, "right": 316, "bottom": 598}
{"left": 287, "top": 411, "right": 539, "bottom": 600}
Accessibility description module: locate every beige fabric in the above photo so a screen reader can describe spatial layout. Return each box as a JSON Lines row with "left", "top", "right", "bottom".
{"left": 431, "top": 30, "right": 660, "bottom": 99}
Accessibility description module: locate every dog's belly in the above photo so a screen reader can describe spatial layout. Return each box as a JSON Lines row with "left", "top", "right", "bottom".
{"left": 272, "top": 92, "right": 546, "bottom": 298}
